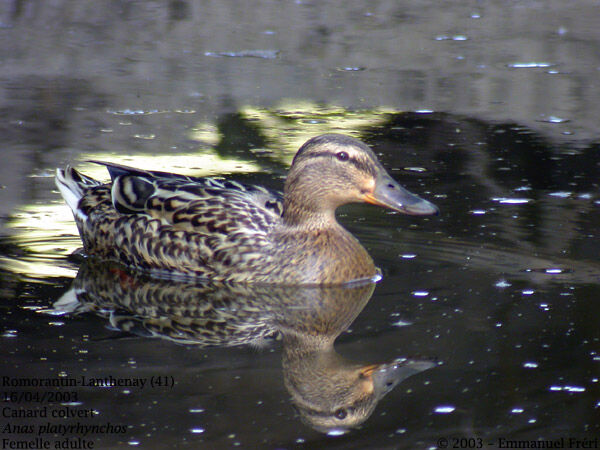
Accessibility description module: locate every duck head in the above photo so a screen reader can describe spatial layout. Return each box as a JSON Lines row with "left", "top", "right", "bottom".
{"left": 283, "top": 134, "right": 438, "bottom": 225}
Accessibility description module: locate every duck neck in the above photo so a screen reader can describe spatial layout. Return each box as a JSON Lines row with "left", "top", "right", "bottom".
{"left": 282, "top": 196, "right": 337, "bottom": 228}
{"left": 281, "top": 174, "right": 339, "bottom": 228}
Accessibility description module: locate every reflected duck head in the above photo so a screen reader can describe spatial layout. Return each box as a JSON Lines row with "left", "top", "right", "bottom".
{"left": 284, "top": 349, "right": 436, "bottom": 434}
{"left": 283, "top": 134, "right": 438, "bottom": 225}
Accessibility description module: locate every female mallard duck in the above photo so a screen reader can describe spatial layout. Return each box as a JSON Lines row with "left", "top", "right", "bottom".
{"left": 56, "top": 134, "right": 437, "bottom": 284}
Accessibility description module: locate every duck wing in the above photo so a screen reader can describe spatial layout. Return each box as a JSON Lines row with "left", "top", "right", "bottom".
{"left": 92, "top": 161, "right": 283, "bottom": 234}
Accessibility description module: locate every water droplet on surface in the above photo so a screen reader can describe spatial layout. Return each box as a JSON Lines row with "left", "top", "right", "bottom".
{"left": 511, "top": 408, "right": 524, "bottom": 414}
{"left": 190, "top": 428, "right": 205, "bottom": 434}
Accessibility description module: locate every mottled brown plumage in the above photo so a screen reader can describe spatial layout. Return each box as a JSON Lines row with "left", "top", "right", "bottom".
{"left": 55, "top": 134, "right": 437, "bottom": 284}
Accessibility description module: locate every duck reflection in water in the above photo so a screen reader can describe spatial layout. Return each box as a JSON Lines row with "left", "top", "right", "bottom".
{"left": 54, "top": 261, "right": 435, "bottom": 434}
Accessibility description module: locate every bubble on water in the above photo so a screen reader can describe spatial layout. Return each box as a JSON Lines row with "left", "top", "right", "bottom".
{"left": 507, "top": 62, "right": 553, "bottom": 68}
{"left": 511, "top": 408, "right": 524, "bottom": 414}
{"left": 401, "top": 254, "right": 417, "bottom": 259}
{"left": 190, "top": 428, "right": 205, "bottom": 434}
{"left": 434, "top": 405, "right": 455, "bottom": 414}
{"left": 521, "top": 289, "right": 535, "bottom": 296}
{"left": 491, "top": 197, "right": 531, "bottom": 204}
{"left": 435, "top": 35, "right": 468, "bottom": 41}
{"left": 549, "top": 385, "right": 586, "bottom": 393}
{"left": 549, "top": 191, "right": 571, "bottom": 198}
{"left": 327, "top": 429, "right": 347, "bottom": 437}
{"left": 337, "top": 66, "right": 366, "bottom": 72}
{"left": 540, "top": 116, "right": 570, "bottom": 123}
{"left": 495, "top": 280, "right": 511, "bottom": 288}
{"left": 522, "top": 362, "right": 539, "bottom": 369}
{"left": 412, "top": 291, "right": 429, "bottom": 297}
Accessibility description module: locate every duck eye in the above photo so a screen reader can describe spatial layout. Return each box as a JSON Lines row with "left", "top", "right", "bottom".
{"left": 336, "top": 151, "right": 349, "bottom": 162}
{"left": 334, "top": 408, "right": 348, "bottom": 420}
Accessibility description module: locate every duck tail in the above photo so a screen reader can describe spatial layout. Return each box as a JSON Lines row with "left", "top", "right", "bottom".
{"left": 55, "top": 166, "right": 100, "bottom": 219}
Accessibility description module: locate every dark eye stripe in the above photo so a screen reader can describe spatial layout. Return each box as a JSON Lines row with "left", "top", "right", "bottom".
{"left": 303, "top": 151, "right": 376, "bottom": 175}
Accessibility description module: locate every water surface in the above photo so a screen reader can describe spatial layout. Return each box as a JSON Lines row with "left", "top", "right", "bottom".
{"left": 1, "top": 1, "right": 599, "bottom": 448}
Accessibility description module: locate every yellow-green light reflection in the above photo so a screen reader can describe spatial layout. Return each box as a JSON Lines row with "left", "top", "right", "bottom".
{"left": 3, "top": 102, "right": 394, "bottom": 280}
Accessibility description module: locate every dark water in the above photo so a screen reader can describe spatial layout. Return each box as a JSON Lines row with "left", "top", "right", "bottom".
{"left": 1, "top": 1, "right": 599, "bottom": 449}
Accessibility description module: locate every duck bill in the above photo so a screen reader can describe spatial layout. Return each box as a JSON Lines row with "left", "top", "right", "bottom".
{"left": 371, "top": 358, "right": 437, "bottom": 397}
{"left": 364, "top": 173, "right": 439, "bottom": 216}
